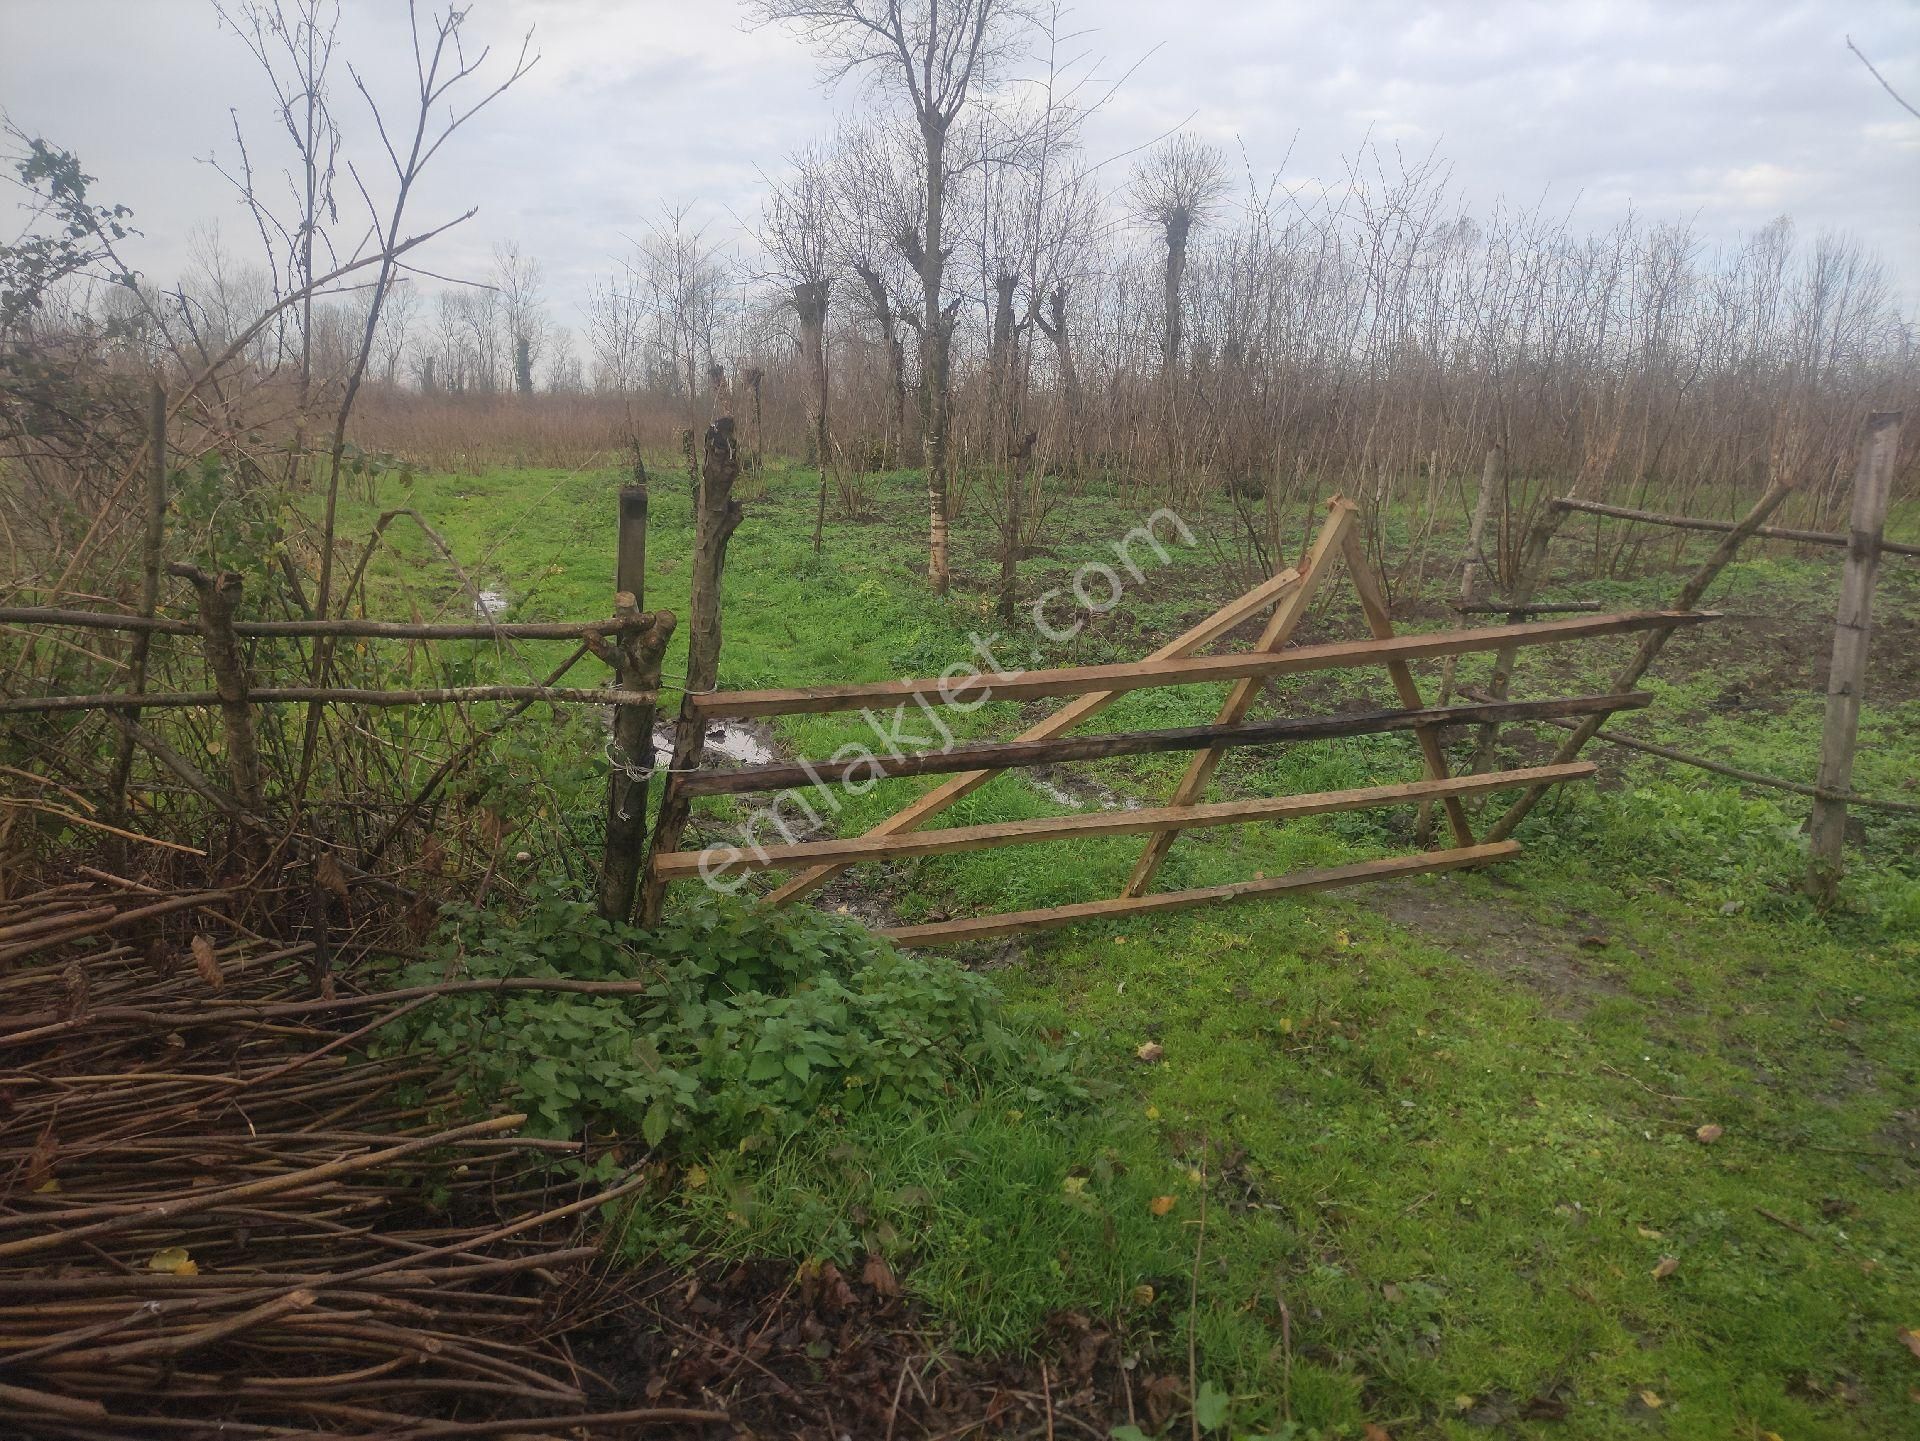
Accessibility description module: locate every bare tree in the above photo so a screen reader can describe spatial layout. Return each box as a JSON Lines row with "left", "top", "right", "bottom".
{"left": 760, "top": 145, "right": 835, "bottom": 468}
{"left": 826, "top": 119, "right": 920, "bottom": 465}
{"left": 543, "top": 324, "right": 583, "bottom": 392}
{"left": 374, "top": 274, "right": 416, "bottom": 384}
{"left": 493, "top": 239, "right": 546, "bottom": 393}
{"left": 1130, "top": 131, "right": 1228, "bottom": 376}
{"left": 636, "top": 205, "right": 725, "bottom": 429}
{"left": 750, "top": 0, "right": 1035, "bottom": 595}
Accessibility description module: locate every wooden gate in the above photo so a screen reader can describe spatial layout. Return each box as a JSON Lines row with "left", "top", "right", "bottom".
{"left": 645, "top": 498, "right": 1709, "bottom": 946}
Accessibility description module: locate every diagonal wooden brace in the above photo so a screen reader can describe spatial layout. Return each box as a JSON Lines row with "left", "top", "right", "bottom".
{"left": 1122, "top": 497, "right": 1360, "bottom": 898}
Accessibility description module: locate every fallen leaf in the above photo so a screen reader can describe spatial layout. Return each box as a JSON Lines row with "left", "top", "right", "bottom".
{"left": 1149, "top": 1195, "right": 1177, "bottom": 1216}
{"left": 1135, "top": 1041, "right": 1164, "bottom": 1063}
{"left": 1900, "top": 1327, "right": 1920, "bottom": 1361}
{"left": 313, "top": 851, "right": 350, "bottom": 904}
{"left": 1695, "top": 1124, "right": 1724, "bottom": 1144}
{"left": 1062, "top": 1175, "right": 1088, "bottom": 1195}
{"left": 861, "top": 1253, "right": 899, "bottom": 1297}
{"left": 1363, "top": 1424, "right": 1392, "bottom": 1441}
{"left": 1637, "top": 1226, "right": 1664, "bottom": 1240}
{"left": 1638, "top": 1390, "right": 1663, "bottom": 1409}
{"left": 1381, "top": 1282, "right": 1404, "bottom": 1303}
{"left": 1653, "top": 1254, "right": 1680, "bottom": 1280}
{"left": 191, "top": 935, "right": 222, "bottom": 990}
{"left": 1132, "top": 1283, "right": 1155, "bottom": 1306}
{"left": 147, "top": 1246, "right": 197, "bottom": 1276}
{"left": 1454, "top": 1395, "right": 1475, "bottom": 1412}
{"left": 1144, "top": 1104, "right": 1160, "bottom": 1120}
{"left": 683, "top": 1165, "right": 708, "bottom": 1190}
{"left": 24, "top": 1134, "right": 57, "bottom": 1190}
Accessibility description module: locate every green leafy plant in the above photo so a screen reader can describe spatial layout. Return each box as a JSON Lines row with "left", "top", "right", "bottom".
{"left": 386, "top": 891, "right": 1081, "bottom": 1151}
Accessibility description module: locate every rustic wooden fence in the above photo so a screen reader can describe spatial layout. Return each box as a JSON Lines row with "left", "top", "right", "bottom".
{"left": 8, "top": 408, "right": 1901, "bottom": 932}
{"left": 1456, "top": 409, "right": 1911, "bottom": 901}
{"left": 645, "top": 498, "right": 1711, "bottom": 945}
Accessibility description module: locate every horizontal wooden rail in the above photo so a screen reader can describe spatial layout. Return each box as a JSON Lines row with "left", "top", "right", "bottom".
{"left": 1552, "top": 498, "right": 1920, "bottom": 559}
{"left": 1453, "top": 600, "right": 1601, "bottom": 616}
{"left": 0, "top": 685, "right": 654, "bottom": 716}
{"left": 1460, "top": 687, "right": 1920, "bottom": 816}
{"left": 657, "top": 763, "right": 1593, "bottom": 879}
{"left": 679, "top": 692, "right": 1649, "bottom": 797}
{"left": 0, "top": 606, "right": 657, "bottom": 642}
{"left": 880, "top": 841, "right": 1521, "bottom": 947}
{"left": 762, "top": 563, "right": 1309, "bottom": 908}
{"left": 690, "top": 610, "right": 1710, "bottom": 720}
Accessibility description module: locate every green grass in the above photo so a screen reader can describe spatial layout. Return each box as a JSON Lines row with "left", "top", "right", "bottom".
{"left": 344, "top": 459, "right": 1920, "bottom": 1439}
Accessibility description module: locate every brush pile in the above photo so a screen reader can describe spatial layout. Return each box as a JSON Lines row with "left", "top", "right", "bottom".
{"left": 0, "top": 880, "right": 725, "bottom": 1438}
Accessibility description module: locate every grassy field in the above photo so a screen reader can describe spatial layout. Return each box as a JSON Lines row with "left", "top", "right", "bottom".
{"left": 339, "top": 459, "right": 1920, "bottom": 1439}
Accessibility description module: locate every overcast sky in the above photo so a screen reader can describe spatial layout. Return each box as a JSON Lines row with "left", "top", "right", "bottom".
{"left": 4, "top": 0, "right": 1917, "bottom": 336}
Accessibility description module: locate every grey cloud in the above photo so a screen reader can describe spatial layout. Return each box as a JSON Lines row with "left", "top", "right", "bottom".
{"left": 2, "top": 0, "right": 1914, "bottom": 325}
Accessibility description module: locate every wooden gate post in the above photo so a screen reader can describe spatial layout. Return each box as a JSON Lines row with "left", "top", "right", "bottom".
{"left": 107, "top": 381, "right": 169, "bottom": 833}
{"left": 639, "top": 418, "right": 744, "bottom": 926}
{"left": 168, "top": 563, "right": 264, "bottom": 813}
{"left": 1808, "top": 410, "right": 1902, "bottom": 903}
{"left": 597, "top": 458, "right": 676, "bottom": 924}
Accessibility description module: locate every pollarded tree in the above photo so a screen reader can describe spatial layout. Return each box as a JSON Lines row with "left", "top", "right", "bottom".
{"left": 493, "top": 240, "right": 547, "bottom": 394}
{"left": 1130, "top": 131, "right": 1228, "bottom": 377}
{"left": 749, "top": 0, "right": 1035, "bottom": 596}
{"left": 760, "top": 144, "right": 835, "bottom": 468}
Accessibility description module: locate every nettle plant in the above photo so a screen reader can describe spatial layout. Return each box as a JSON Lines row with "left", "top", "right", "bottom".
{"left": 389, "top": 892, "right": 1078, "bottom": 1154}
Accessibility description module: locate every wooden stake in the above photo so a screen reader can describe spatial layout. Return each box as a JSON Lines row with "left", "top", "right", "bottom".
{"left": 640, "top": 419, "right": 743, "bottom": 926}
{"left": 1123, "top": 500, "right": 1356, "bottom": 898}
{"left": 1807, "top": 410, "right": 1902, "bottom": 902}
{"left": 168, "top": 564, "right": 263, "bottom": 812}
{"left": 597, "top": 460, "right": 675, "bottom": 925}
{"left": 106, "top": 381, "right": 168, "bottom": 833}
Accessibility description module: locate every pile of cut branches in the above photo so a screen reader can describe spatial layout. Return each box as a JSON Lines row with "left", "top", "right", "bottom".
{"left": 0, "top": 880, "right": 724, "bottom": 1438}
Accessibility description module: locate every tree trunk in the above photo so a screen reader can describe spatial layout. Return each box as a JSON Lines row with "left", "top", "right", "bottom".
{"left": 998, "top": 431, "right": 1036, "bottom": 624}
{"left": 1162, "top": 212, "right": 1191, "bottom": 377}
{"left": 1038, "top": 284, "right": 1079, "bottom": 465}
{"left": 793, "top": 280, "right": 830, "bottom": 468}
{"left": 920, "top": 121, "right": 952, "bottom": 596}
{"left": 989, "top": 272, "right": 1019, "bottom": 462}
{"left": 853, "top": 261, "right": 907, "bottom": 467}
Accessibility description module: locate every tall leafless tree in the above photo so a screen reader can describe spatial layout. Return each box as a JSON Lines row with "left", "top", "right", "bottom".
{"left": 1130, "top": 131, "right": 1228, "bottom": 377}
{"left": 749, "top": 0, "right": 1034, "bottom": 596}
